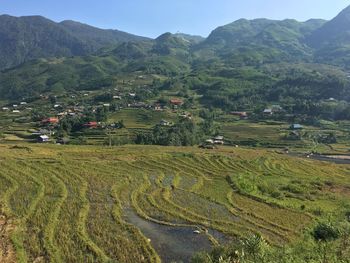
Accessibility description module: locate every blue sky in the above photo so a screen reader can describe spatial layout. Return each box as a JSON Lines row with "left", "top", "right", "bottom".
{"left": 0, "top": 0, "right": 349, "bottom": 38}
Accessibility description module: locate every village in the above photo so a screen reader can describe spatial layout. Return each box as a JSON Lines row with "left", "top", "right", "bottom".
{"left": 0, "top": 83, "right": 325, "bottom": 151}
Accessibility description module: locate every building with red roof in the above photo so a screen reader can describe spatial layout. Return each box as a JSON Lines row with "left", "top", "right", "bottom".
{"left": 169, "top": 99, "right": 183, "bottom": 106}
{"left": 42, "top": 117, "right": 59, "bottom": 124}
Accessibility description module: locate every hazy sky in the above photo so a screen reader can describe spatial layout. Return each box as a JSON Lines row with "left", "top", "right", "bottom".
{"left": 0, "top": 0, "right": 349, "bottom": 38}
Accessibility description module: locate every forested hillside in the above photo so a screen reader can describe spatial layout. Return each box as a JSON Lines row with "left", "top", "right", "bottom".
{"left": 0, "top": 15, "right": 149, "bottom": 70}
{"left": 2, "top": 5, "right": 350, "bottom": 113}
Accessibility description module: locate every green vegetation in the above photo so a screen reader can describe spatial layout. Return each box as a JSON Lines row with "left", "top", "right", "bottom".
{"left": 3, "top": 5, "right": 350, "bottom": 263}
{"left": 192, "top": 222, "right": 350, "bottom": 263}
{"left": 3, "top": 6, "right": 350, "bottom": 113}
{"left": 0, "top": 14, "right": 149, "bottom": 70}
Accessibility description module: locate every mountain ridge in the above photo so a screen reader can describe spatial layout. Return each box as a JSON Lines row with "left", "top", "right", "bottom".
{"left": 0, "top": 14, "right": 150, "bottom": 70}
{"left": 2, "top": 5, "right": 350, "bottom": 104}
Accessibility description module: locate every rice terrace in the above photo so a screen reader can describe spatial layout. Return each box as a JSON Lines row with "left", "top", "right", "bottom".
{"left": 3, "top": 1, "right": 350, "bottom": 262}
{"left": 0, "top": 144, "right": 349, "bottom": 262}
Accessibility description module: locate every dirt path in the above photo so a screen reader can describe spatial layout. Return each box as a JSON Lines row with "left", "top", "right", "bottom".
{"left": 0, "top": 214, "right": 16, "bottom": 263}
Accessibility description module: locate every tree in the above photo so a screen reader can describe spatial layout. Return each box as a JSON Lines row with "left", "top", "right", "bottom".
{"left": 96, "top": 107, "right": 108, "bottom": 122}
{"left": 241, "top": 234, "right": 269, "bottom": 262}
{"left": 313, "top": 222, "right": 340, "bottom": 242}
{"left": 312, "top": 222, "right": 340, "bottom": 263}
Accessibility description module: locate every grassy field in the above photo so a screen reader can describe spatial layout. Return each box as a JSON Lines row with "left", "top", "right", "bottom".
{"left": 0, "top": 144, "right": 349, "bottom": 262}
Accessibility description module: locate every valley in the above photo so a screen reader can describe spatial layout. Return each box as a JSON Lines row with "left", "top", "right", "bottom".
{"left": 1, "top": 3, "right": 350, "bottom": 263}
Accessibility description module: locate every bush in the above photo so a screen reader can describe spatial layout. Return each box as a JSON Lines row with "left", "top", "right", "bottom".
{"left": 70, "top": 136, "right": 87, "bottom": 145}
{"left": 104, "top": 136, "right": 132, "bottom": 146}
{"left": 312, "top": 222, "right": 340, "bottom": 242}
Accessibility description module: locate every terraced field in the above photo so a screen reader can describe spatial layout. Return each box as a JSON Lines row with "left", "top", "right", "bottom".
{"left": 0, "top": 144, "right": 349, "bottom": 262}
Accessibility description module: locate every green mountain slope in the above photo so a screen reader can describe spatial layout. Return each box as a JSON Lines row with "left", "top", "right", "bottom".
{"left": 307, "top": 5, "right": 350, "bottom": 67}
{"left": 194, "top": 18, "right": 326, "bottom": 65}
{"left": 2, "top": 5, "right": 350, "bottom": 108}
{"left": 0, "top": 15, "right": 149, "bottom": 70}
{"left": 59, "top": 20, "right": 149, "bottom": 49}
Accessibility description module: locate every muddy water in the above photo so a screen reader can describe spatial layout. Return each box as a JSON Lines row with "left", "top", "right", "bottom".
{"left": 288, "top": 152, "right": 350, "bottom": 165}
{"left": 124, "top": 208, "right": 227, "bottom": 263}
{"left": 311, "top": 155, "right": 350, "bottom": 165}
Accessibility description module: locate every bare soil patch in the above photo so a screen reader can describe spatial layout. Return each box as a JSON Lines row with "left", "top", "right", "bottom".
{"left": 0, "top": 215, "right": 16, "bottom": 263}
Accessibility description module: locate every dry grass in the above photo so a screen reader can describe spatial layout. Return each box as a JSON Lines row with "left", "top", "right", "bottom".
{"left": 0, "top": 144, "right": 349, "bottom": 262}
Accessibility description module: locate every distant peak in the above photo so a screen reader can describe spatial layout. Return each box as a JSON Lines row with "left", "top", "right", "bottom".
{"left": 339, "top": 4, "right": 350, "bottom": 14}
{"left": 156, "top": 32, "right": 173, "bottom": 40}
{"left": 60, "top": 20, "right": 80, "bottom": 24}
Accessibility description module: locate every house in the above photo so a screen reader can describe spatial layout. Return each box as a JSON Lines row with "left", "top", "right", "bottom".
{"left": 40, "top": 95, "right": 49, "bottom": 100}
{"left": 213, "top": 136, "right": 224, "bottom": 145}
{"left": 84, "top": 122, "right": 98, "bottom": 129}
{"left": 271, "top": 105, "right": 283, "bottom": 112}
{"left": 154, "top": 104, "right": 162, "bottom": 111}
{"left": 129, "top": 93, "right": 136, "bottom": 97}
{"left": 263, "top": 109, "right": 273, "bottom": 115}
{"left": 20, "top": 102, "right": 27, "bottom": 105}
{"left": 84, "top": 121, "right": 98, "bottom": 129}
{"left": 179, "top": 112, "right": 192, "bottom": 119}
{"left": 113, "top": 96, "right": 122, "bottom": 100}
{"left": 2, "top": 107, "right": 9, "bottom": 111}
{"left": 128, "top": 102, "right": 148, "bottom": 108}
{"left": 73, "top": 106, "right": 85, "bottom": 112}
{"left": 290, "top": 124, "right": 303, "bottom": 130}
{"left": 160, "top": 120, "right": 171, "bottom": 126}
{"left": 205, "top": 139, "right": 214, "bottom": 144}
{"left": 12, "top": 110, "right": 20, "bottom": 113}
{"left": 230, "top": 111, "right": 248, "bottom": 119}
{"left": 57, "top": 112, "right": 67, "bottom": 117}
{"left": 169, "top": 99, "right": 184, "bottom": 106}
{"left": 42, "top": 117, "right": 59, "bottom": 124}
{"left": 38, "top": 135, "right": 50, "bottom": 143}
{"left": 103, "top": 103, "right": 110, "bottom": 107}
{"left": 214, "top": 135, "right": 224, "bottom": 141}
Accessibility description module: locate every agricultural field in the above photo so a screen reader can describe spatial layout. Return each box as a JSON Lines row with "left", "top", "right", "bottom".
{"left": 109, "top": 109, "right": 178, "bottom": 129}
{"left": 0, "top": 143, "right": 350, "bottom": 262}
{"left": 221, "top": 119, "right": 350, "bottom": 153}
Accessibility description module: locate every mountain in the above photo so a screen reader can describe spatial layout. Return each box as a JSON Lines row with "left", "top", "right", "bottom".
{"left": 194, "top": 18, "right": 326, "bottom": 65}
{"left": 153, "top": 33, "right": 191, "bottom": 55}
{"left": 0, "top": 15, "right": 149, "bottom": 70}
{"left": 307, "top": 6, "right": 350, "bottom": 48}
{"left": 307, "top": 6, "right": 350, "bottom": 66}
{"left": 59, "top": 20, "right": 149, "bottom": 49}
{"left": 173, "top": 33, "right": 205, "bottom": 44}
{"left": 0, "top": 37, "right": 191, "bottom": 99}
{"left": 2, "top": 6, "right": 350, "bottom": 105}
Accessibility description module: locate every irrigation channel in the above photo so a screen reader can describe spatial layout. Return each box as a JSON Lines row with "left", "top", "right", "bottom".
{"left": 124, "top": 208, "right": 230, "bottom": 262}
